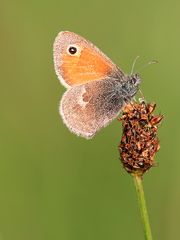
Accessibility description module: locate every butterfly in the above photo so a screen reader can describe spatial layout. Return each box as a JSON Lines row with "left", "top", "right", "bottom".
{"left": 53, "top": 31, "right": 141, "bottom": 139}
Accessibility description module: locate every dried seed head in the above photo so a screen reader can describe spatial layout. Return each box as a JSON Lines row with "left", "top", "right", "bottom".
{"left": 118, "top": 101, "right": 163, "bottom": 176}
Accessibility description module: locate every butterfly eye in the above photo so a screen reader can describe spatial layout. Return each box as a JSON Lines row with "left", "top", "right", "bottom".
{"left": 68, "top": 45, "right": 78, "bottom": 55}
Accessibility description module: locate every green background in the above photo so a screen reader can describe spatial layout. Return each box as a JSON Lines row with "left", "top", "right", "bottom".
{"left": 0, "top": 0, "right": 179, "bottom": 239}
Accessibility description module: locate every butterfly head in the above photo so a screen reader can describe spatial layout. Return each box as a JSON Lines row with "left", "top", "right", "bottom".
{"left": 122, "top": 73, "right": 141, "bottom": 99}
{"left": 129, "top": 73, "right": 141, "bottom": 87}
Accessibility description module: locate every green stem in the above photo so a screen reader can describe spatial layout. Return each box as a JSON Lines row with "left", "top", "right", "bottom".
{"left": 132, "top": 174, "right": 153, "bottom": 240}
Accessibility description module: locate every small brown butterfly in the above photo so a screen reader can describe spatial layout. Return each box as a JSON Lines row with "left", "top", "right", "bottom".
{"left": 53, "top": 31, "right": 141, "bottom": 139}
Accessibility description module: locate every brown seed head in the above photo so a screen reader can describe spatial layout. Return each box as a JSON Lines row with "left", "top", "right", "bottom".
{"left": 118, "top": 101, "right": 163, "bottom": 176}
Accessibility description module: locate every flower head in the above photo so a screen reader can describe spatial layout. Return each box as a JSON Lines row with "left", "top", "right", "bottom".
{"left": 118, "top": 101, "right": 163, "bottom": 176}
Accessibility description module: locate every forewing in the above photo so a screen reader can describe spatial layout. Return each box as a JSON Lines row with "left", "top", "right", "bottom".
{"left": 60, "top": 78, "right": 125, "bottom": 139}
{"left": 53, "top": 31, "right": 124, "bottom": 88}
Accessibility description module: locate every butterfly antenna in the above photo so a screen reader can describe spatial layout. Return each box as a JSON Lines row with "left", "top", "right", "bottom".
{"left": 135, "top": 60, "right": 158, "bottom": 74}
{"left": 130, "top": 56, "right": 140, "bottom": 75}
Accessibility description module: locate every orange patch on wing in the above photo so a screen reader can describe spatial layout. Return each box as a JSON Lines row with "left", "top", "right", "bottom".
{"left": 61, "top": 47, "right": 114, "bottom": 86}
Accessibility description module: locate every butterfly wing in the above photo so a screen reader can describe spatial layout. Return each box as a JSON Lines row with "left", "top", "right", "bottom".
{"left": 53, "top": 31, "right": 124, "bottom": 88}
{"left": 60, "top": 78, "right": 126, "bottom": 139}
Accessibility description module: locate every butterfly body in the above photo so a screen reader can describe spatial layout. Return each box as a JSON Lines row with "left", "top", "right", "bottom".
{"left": 53, "top": 31, "right": 141, "bottom": 139}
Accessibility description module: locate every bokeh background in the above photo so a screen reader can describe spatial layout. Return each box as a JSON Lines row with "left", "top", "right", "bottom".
{"left": 0, "top": 0, "right": 179, "bottom": 239}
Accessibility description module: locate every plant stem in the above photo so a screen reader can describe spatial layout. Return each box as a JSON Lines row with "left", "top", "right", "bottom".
{"left": 132, "top": 174, "right": 153, "bottom": 240}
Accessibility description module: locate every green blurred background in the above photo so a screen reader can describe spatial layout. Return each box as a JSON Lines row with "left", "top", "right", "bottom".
{"left": 0, "top": 0, "right": 179, "bottom": 239}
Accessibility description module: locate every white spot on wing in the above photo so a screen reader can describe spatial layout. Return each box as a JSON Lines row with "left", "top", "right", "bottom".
{"left": 77, "top": 86, "right": 88, "bottom": 108}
